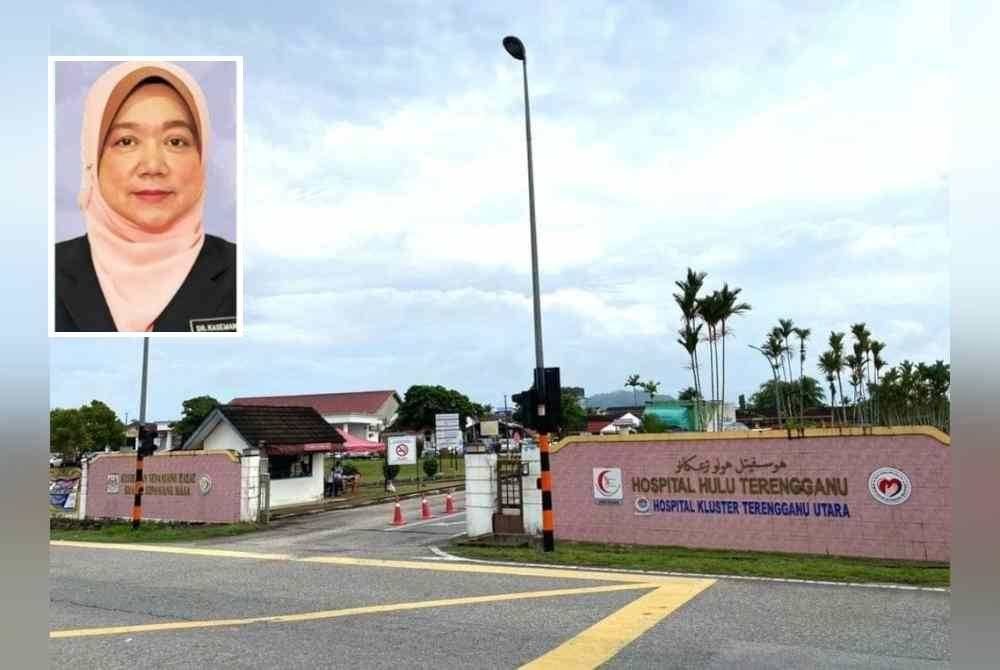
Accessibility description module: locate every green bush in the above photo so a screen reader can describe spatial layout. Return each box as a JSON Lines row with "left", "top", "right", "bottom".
{"left": 340, "top": 461, "right": 359, "bottom": 476}
{"left": 382, "top": 463, "right": 400, "bottom": 481}
{"left": 641, "top": 414, "right": 670, "bottom": 433}
{"left": 422, "top": 456, "right": 439, "bottom": 479}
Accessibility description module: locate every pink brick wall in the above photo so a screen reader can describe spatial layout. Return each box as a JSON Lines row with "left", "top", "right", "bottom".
{"left": 550, "top": 433, "right": 950, "bottom": 562}
{"left": 84, "top": 451, "right": 243, "bottom": 523}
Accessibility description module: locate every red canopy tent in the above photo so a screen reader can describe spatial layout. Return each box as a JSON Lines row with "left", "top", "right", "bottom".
{"left": 334, "top": 429, "right": 386, "bottom": 457}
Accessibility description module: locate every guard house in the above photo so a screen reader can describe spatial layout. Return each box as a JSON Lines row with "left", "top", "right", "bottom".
{"left": 182, "top": 405, "right": 345, "bottom": 509}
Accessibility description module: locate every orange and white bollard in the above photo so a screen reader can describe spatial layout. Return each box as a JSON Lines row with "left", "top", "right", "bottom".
{"left": 420, "top": 496, "right": 433, "bottom": 519}
{"left": 444, "top": 492, "right": 456, "bottom": 515}
{"left": 391, "top": 499, "right": 406, "bottom": 526}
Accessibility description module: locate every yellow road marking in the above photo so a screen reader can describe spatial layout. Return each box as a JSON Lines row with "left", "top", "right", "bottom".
{"left": 50, "top": 540, "right": 291, "bottom": 562}
{"left": 52, "top": 541, "right": 669, "bottom": 584}
{"left": 298, "top": 555, "right": 667, "bottom": 584}
{"left": 51, "top": 583, "right": 652, "bottom": 639}
{"left": 519, "top": 578, "right": 715, "bottom": 669}
{"left": 50, "top": 539, "right": 717, "bottom": 664}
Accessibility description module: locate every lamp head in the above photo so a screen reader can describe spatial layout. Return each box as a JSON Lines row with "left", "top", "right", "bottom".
{"left": 503, "top": 36, "right": 526, "bottom": 61}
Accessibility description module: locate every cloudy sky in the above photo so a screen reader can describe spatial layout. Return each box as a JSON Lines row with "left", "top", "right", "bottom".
{"left": 49, "top": 1, "right": 949, "bottom": 421}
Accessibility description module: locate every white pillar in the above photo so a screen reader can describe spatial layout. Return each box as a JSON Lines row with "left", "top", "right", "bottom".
{"left": 77, "top": 457, "right": 89, "bottom": 520}
{"left": 464, "top": 452, "right": 497, "bottom": 538}
{"left": 520, "top": 444, "right": 542, "bottom": 536}
{"left": 240, "top": 452, "right": 261, "bottom": 522}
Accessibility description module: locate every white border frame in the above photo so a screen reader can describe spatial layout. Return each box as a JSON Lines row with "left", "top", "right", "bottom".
{"left": 48, "top": 55, "right": 244, "bottom": 338}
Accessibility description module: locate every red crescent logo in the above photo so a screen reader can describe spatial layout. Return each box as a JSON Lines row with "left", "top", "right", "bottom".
{"left": 597, "top": 470, "right": 610, "bottom": 495}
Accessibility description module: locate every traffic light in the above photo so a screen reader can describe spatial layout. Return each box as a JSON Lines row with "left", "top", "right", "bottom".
{"left": 535, "top": 367, "right": 562, "bottom": 433}
{"left": 511, "top": 387, "right": 538, "bottom": 430}
{"left": 137, "top": 424, "right": 157, "bottom": 456}
{"left": 513, "top": 367, "right": 563, "bottom": 433}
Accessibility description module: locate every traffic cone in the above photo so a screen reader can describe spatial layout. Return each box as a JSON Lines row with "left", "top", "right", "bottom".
{"left": 444, "top": 492, "right": 456, "bottom": 515}
{"left": 421, "top": 497, "right": 433, "bottom": 520}
{"left": 391, "top": 499, "right": 406, "bottom": 526}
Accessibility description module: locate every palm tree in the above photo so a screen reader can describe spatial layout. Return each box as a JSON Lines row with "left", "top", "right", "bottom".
{"left": 641, "top": 380, "right": 661, "bottom": 402}
{"left": 869, "top": 340, "right": 886, "bottom": 424}
{"left": 846, "top": 352, "right": 864, "bottom": 423}
{"left": 850, "top": 323, "right": 872, "bottom": 420}
{"left": 793, "top": 327, "right": 811, "bottom": 420}
{"left": 698, "top": 292, "right": 726, "bottom": 430}
{"left": 769, "top": 327, "right": 794, "bottom": 419}
{"left": 828, "top": 331, "right": 847, "bottom": 424}
{"left": 750, "top": 341, "right": 784, "bottom": 425}
{"left": 818, "top": 351, "right": 840, "bottom": 425}
{"left": 717, "top": 283, "right": 751, "bottom": 432}
{"left": 777, "top": 319, "right": 796, "bottom": 385}
{"left": 676, "top": 323, "right": 704, "bottom": 425}
{"left": 624, "top": 373, "right": 641, "bottom": 406}
{"left": 674, "top": 269, "right": 707, "bottom": 418}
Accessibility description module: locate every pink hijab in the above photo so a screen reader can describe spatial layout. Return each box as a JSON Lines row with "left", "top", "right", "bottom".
{"left": 78, "top": 61, "right": 209, "bottom": 332}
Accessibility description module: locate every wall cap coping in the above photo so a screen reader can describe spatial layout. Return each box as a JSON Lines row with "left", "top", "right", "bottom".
{"left": 551, "top": 425, "right": 949, "bottom": 454}
{"left": 88, "top": 450, "right": 242, "bottom": 463}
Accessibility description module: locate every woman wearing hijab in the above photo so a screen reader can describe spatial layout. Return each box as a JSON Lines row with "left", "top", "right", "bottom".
{"left": 55, "top": 61, "right": 236, "bottom": 333}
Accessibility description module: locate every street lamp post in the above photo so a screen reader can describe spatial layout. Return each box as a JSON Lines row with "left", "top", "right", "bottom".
{"left": 132, "top": 337, "right": 149, "bottom": 529}
{"left": 503, "top": 35, "right": 555, "bottom": 552}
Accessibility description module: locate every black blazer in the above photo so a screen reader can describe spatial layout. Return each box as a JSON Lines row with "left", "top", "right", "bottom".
{"left": 55, "top": 234, "right": 237, "bottom": 333}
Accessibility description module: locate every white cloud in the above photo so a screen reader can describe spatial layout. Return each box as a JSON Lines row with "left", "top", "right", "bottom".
{"left": 49, "top": 1, "right": 951, "bottom": 417}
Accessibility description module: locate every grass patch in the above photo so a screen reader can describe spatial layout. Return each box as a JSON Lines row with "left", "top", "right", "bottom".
{"left": 326, "top": 456, "right": 465, "bottom": 484}
{"left": 448, "top": 539, "right": 950, "bottom": 587}
{"left": 50, "top": 517, "right": 264, "bottom": 543}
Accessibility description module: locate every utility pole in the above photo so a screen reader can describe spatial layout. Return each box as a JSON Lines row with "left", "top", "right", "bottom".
{"left": 131, "top": 338, "right": 149, "bottom": 530}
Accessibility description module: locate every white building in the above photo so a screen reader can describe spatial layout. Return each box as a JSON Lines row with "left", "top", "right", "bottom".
{"left": 229, "top": 390, "right": 401, "bottom": 443}
{"left": 181, "top": 404, "right": 345, "bottom": 509}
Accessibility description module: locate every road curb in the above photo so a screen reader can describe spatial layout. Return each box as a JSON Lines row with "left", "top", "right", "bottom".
{"left": 429, "top": 543, "right": 950, "bottom": 593}
{"left": 269, "top": 486, "right": 465, "bottom": 520}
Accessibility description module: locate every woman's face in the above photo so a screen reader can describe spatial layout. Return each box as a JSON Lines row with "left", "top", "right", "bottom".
{"left": 98, "top": 82, "right": 204, "bottom": 230}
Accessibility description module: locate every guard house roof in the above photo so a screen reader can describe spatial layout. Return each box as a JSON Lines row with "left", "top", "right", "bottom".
{"left": 230, "top": 390, "right": 400, "bottom": 416}
{"left": 182, "top": 404, "right": 345, "bottom": 455}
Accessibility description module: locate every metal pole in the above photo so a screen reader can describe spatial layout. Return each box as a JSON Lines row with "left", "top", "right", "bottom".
{"left": 517, "top": 46, "right": 554, "bottom": 553}
{"left": 132, "top": 337, "right": 149, "bottom": 529}
{"left": 139, "top": 337, "right": 148, "bottom": 423}
{"left": 522, "top": 57, "right": 544, "bottom": 377}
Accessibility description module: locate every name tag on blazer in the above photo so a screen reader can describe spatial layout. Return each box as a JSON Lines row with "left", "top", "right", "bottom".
{"left": 189, "top": 317, "right": 237, "bottom": 333}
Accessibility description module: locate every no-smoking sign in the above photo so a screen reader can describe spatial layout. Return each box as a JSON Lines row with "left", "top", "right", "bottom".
{"left": 387, "top": 435, "right": 417, "bottom": 465}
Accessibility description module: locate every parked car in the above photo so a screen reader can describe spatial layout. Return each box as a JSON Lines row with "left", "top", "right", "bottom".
{"left": 49, "top": 455, "right": 63, "bottom": 468}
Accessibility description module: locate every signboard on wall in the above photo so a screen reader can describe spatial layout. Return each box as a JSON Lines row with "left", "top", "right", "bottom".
{"left": 593, "top": 467, "right": 623, "bottom": 504}
{"left": 387, "top": 435, "right": 417, "bottom": 465}
{"left": 551, "top": 431, "right": 950, "bottom": 562}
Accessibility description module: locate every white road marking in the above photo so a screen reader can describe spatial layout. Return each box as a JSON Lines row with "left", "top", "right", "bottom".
{"left": 430, "top": 546, "right": 464, "bottom": 561}
{"left": 382, "top": 510, "right": 466, "bottom": 532}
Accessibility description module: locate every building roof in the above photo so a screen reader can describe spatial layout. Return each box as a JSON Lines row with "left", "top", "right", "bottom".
{"left": 586, "top": 418, "right": 611, "bottom": 434}
{"left": 602, "top": 406, "right": 647, "bottom": 419}
{"left": 208, "top": 404, "right": 346, "bottom": 449}
{"left": 230, "top": 390, "right": 400, "bottom": 416}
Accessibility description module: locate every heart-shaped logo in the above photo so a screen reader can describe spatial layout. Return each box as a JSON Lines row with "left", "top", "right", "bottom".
{"left": 869, "top": 467, "right": 912, "bottom": 505}
{"left": 877, "top": 477, "right": 902, "bottom": 497}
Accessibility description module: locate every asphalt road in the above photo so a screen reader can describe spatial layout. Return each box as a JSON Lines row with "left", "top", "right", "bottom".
{"left": 50, "top": 492, "right": 950, "bottom": 669}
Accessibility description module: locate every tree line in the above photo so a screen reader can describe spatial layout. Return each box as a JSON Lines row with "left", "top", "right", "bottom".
{"left": 663, "top": 266, "right": 948, "bottom": 433}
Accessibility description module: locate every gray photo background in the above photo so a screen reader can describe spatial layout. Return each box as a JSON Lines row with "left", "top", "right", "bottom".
{"left": 54, "top": 60, "right": 237, "bottom": 242}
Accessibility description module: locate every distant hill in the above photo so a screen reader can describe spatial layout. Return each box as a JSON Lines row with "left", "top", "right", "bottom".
{"left": 585, "top": 390, "right": 675, "bottom": 409}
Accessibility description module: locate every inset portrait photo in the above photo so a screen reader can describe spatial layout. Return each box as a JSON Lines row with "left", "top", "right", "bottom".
{"left": 50, "top": 57, "right": 242, "bottom": 335}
